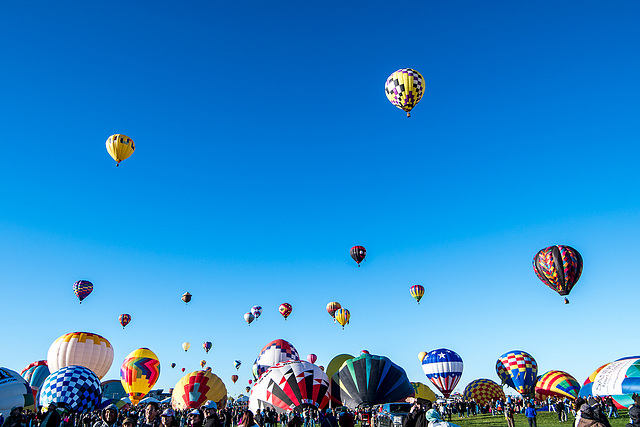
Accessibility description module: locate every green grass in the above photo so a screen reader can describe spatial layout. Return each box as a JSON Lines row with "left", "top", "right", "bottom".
{"left": 438, "top": 410, "right": 629, "bottom": 427}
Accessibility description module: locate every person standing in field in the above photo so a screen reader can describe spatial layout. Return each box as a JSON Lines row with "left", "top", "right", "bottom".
{"left": 505, "top": 405, "right": 515, "bottom": 427}
{"left": 525, "top": 402, "right": 537, "bottom": 427}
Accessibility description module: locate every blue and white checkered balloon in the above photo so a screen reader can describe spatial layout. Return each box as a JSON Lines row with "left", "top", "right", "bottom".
{"left": 39, "top": 365, "right": 101, "bottom": 413}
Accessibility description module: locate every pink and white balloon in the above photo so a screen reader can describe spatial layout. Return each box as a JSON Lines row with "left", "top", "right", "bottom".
{"left": 307, "top": 354, "right": 317, "bottom": 364}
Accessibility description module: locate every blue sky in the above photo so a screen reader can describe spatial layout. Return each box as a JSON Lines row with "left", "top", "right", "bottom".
{"left": 1, "top": 0, "right": 639, "bottom": 398}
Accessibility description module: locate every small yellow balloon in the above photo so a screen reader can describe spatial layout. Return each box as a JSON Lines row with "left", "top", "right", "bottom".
{"left": 105, "top": 134, "right": 135, "bottom": 166}
{"left": 334, "top": 308, "right": 350, "bottom": 330}
{"left": 182, "top": 342, "right": 191, "bottom": 352}
{"left": 418, "top": 351, "right": 427, "bottom": 362}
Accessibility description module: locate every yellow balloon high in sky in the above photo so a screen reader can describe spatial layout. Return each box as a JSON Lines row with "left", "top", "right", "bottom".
{"left": 182, "top": 342, "right": 190, "bottom": 352}
{"left": 105, "top": 134, "right": 135, "bottom": 166}
{"left": 120, "top": 348, "right": 161, "bottom": 405}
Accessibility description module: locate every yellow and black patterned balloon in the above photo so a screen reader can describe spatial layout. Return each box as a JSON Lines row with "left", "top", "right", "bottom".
{"left": 384, "top": 69, "right": 425, "bottom": 117}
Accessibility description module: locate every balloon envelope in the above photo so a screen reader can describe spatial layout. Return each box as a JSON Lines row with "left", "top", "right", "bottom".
{"left": 182, "top": 292, "right": 192, "bottom": 303}
{"left": 0, "top": 368, "right": 34, "bottom": 417}
{"left": 417, "top": 352, "right": 427, "bottom": 363}
{"left": 73, "top": 280, "right": 93, "bottom": 303}
{"left": 231, "top": 375, "right": 238, "bottom": 384}
{"left": 120, "top": 348, "right": 160, "bottom": 405}
{"left": 172, "top": 370, "right": 227, "bottom": 410}
{"left": 251, "top": 306, "right": 263, "bottom": 319}
{"left": 21, "top": 361, "right": 49, "bottom": 391}
{"left": 279, "top": 303, "right": 292, "bottom": 320}
{"left": 244, "top": 312, "right": 255, "bottom": 325}
{"left": 331, "top": 353, "right": 413, "bottom": 408}
{"left": 105, "top": 134, "right": 135, "bottom": 165}
{"left": 326, "top": 302, "right": 341, "bottom": 320}
{"left": 203, "top": 342, "right": 212, "bottom": 353}
{"left": 307, "top": 354, "right": 317, "bottom": 364}
{"left": 463, "top": 379, "right": 505, "bottom": 406}
{"left": 234, "top": 360, "right": 242, "bottom": 370}
{"left": 384, "top": 69, "right": 425, "bottom": 117}
{"left": 410, "top": 382, "right": 437, "bottom": 403}
{"left": 422, "top": 348, "right": 463, "bottom": 398}
{"left": 39, "top": 365, "right": 101, "bottom": 413}
{"left": 579, "top": 357, "right": 640, "bottom": 408}
{"left": 119, "top": 314, "right": 131, "bottom": 328}
{"left": 256, "top": 339, "right": 300, "bottom": 378}
{"left": 47, "top": 332, "right": 113, "bottom": 380}
{"left": 533, "top": 245, "right": 583, "bottom": 297}
{"left": 182, "top": 342, "right": 190, "bottom": 352}
{"left": 326, "top": 354, "right": 354, "bottom": 382}
{"left": 536, "top": 370, "right": 580, "bottom": 400}
{"left": 335, "top": 308, "right": 350, "bottom": 329}
{"left": 410, "top": 285, "right": 425, "bottom": 304}
{"left": 350, "top": 246, "right": 366, "bottom": 265}
{"left": 496, "top": 350, "right": 538, "bottom": 398}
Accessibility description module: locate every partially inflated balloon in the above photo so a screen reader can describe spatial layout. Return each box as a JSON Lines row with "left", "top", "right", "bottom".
{"left": 279, "top": 303, "right": 292, "bottom": 320}
{"left": 73, "top": 280, "right": 93, "bottom": 303}
{"left": 410, "top": 285, "right": 424, "bottom": 304}
{"left": 422, "top": 348, "right": 463, "bottom": 398}
{"left": 40, "top": 365, "right": 101, "bottom": 412}
{"left": 334, "top": 308, "right": 350, "bottom": 329}
{"left": 533, "top": 245, "right": 583, "bottom": 303}
{"left": 496, "top": 350, "right": 538, "bottom": 398}
{"left": 350, "top": 246, "right": 366, "bottom": 266}
{"left": 326, "top": 354, "right": 354, "bottom": 383}
{"left": 410, "top": 382, "right": 437, "bottom": 403}
{"left": 307, "top": 354, "right": 317, "bottom": 364}
{"left": 231, "top": 375, "right": 238, "bottom": 384}
{"left": 120, "top": 348, "right": 160, "bottom": 405}
{"left": 182, "top": 342, "right": 190, "bottom": 352}
{"left": 384, "top": 69, "right": 425, "bottom": 117}
{"left": 172, "top": 370, "right": 227, "bottom": 410}
{"left": 203, "top": 342, "right": 212, "bottom": 353}
{"left": 119, "top": 314, "right": 131, "bottom": 329}
{"left": 47, "top": 332, "right": 114, "bottom": 380}
{"left": 536, "top": 370, "right": 580, "bottom": 400}
{"left": 326, "top": 302, "right": 341, "bottom": 322}
{"left": 106, "top": 134, "right": 135, "bottom": 166}
{"left": 463, "top": 379, "right": 505, "bottom": 406}
{"left": 580, "top": 357, "right": 640, "bottom": 408}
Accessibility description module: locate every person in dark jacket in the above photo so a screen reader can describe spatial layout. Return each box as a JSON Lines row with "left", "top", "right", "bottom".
{"left": 627, "top": 401, "right": 640, "bottom": 427}
{"left": 93, "top": 404, "right": 119, "bottom": 427}
{"left": 320, "top": 409, "right": 337, "bottom": 427}
{"left": 202, "top": 401, "right": 221, "bottom": 427}
{"left": 577, "top": 404, "right": 607, "bottom": 427}
{"left": 405, "top": 399, "right": 432, "bottom": 427}
{"left": 40, "top": 404, "right": 61, "bottom": 427}
{"left": 139, "top": 403, "right": 160, "bottom": 427}
{"left": 336, "top": 409, "right": 353, "bottom": 427}
{"left": 525, "top": 403, "right": 537, "bottom": 427}
{"left": 3, "top": 407, "right": 23, "bottom": 427}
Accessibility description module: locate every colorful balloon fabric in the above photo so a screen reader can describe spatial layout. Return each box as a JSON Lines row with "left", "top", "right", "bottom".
{"left": 231, "top": 375, "right": 238, "bottom": 384}
{"left": 326, "top": 302, "right": 341, "bottom": 322}
{"left": 39, "top": 365, "right": 101, "bottom": 413}
{"left": 496, "top": 350, "right": 538, "bottom": 398}
{"left": 182, "top": 342, "right": 190, "bottom": 352}
{"left": 200, "top": 360, "right": 206, "bottom": 368}
{"left": 203, "top": 342, "right": 212, "bottom": 353}
{"left": 579, "top": 356, "right": 640, "bottom": 408}
{"left": 251, "top": 306, "right": 262, "bottom": 319}
{"left": 20, "top": 361, "right": 50, "bottom": 392}
{"left": 330, "top": 353, "right": 414, "bottom": 407}
{"left": 422, "top": 348, "right": 464, "bottom": 398}
{"left": 410, "top": 382, "right": 437, "bottom": 403}
{"left": 535, "top": 370, "right": 580, "bottom": 400}
{"left": 307, "top": 354, "right": 318, "bottom": 364}
{"left": 350, "top": 246, "right": 366, "bottom": 266}
{"left": 244, "top": 312, "right": 255, "bottom": 325}
{"left": 326, "top": 354, "right": 354, "bottom": 382}
{"left": 255, "top": 339, "right": 300, "bottom": 378}
{"left": 384, "top": 69, "right": 425, "bottom": 117}
{"left": 73, "top": 280, "right": 93, "bottom": 303}
{"left": 533, "top": 245, "right": 583, "bottom": 301}
{"left": 182, "top": 292, "right": 192, "bottom": 303}
{"left": 463, "top": 379, "right": 506, "bottom": 406}
{"left": 171, "top": 370, "right": 227, "bottom": 410}
{"left": 234, "top": 360, "right": 241, "bottom": 370}
{"left": 120, "top": 348, "right": 160, "bottom": 405}
{"left": 119, "top": 314, "right": 131, "bottom": 328}
{"left": 410, "top": 285, "right": 425, "bottom": 304}
{"left": 252, "top": 359, "right": 259, "bottom": 380}
{"left": 47, "top": 332, "right": 114, "bottom": 380}
{"left": 249, "top": 360, "right": 330, "bottom": 414}
{"left": 0, "top": 367, "right": 35, "bottom": 417}
{"left": 334, "top": 308, "right": 350, "bottom": 329}
{"left": 106, "top": 134, "right": 135, "bottom": 166}
{"left": 279, "top": 303, "right": 292, "bottom": 320}
{"left": 579, "top": 362, "right": 610, "bottom": 399}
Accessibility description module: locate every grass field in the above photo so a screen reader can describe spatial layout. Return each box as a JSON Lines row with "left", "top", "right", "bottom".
{"left": 443, "top": 409, "right": 630, "bottom": 427}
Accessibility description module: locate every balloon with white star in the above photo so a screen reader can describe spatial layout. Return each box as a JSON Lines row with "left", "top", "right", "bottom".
{"left": 421, "top": 348, "right": 463, "bottom": 398}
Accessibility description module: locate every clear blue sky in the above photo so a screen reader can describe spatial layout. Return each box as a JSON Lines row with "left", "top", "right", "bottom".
{"left": 1, "top": 0, "right": 639, "bottom": 398}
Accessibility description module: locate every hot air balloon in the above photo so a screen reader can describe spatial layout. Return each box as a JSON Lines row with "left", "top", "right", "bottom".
{"left": 410, "top": 285, "right": 425, "bottom": 304}
{"left": 326, "top": 302, "right": 341, "bottom": 322}
{"left": 171, "top": 363, "right": 176, "bottom": 369}
{"left": 182, "top": 342, "right": 190, "bottom": 352}
{"left": 234, "top": 360, "right": 241, "bottom": 370}
{"left": 418, "top": 352, "right": 427, "bottom": 363}
{"left": 119, "top": 314, "right": 131, "bottom": 329}
{"left": 20, "top": 361, "right": 50, "bottom": 398}
{"left": 203, "top": 342, "right": 212, "bottom": 353}
{"left": 120, "top": 348, "right": 160, "bottom": 405}
{"left": 172, "top": 370, "right": 227, "bottom": 410}
{"left": 255, "top": 339, "right": 300, "bottom": 378}
{"left": 536, "top": 370, "right": 580, "bottom": 400}
{"left": 231, "top": 375, "right": 238, "bottom": 384}
{"left": 360, "top": 350, "right": 370, "bottom": 355}
{"left": 250, "top": 360, "right": 330, "bottom": 414}
{"left": 200, "top": 360, "right": 206, "bottom": 368}
{"left": 533, "top": 245, "right": 583, "bottom": 304}
{"left": 244, "top": 312, "right": 255, "bottom": 325}
{"left": 39, "top": 365, "right": 101, "bottom": 412}
{"left": 181, "top": 368, "right": 185, "bottom": 372}
{"left": 106, "top": 134, "right": 135, "bottom": 166}
{"left": 384, "top": 69, "right": 425, "bottom": 117}
{"left": 307, "top": 354, "right": 317, "bottom": 364}
{"left": 246, "top": 386, "right": 251, "bottom": 393}
{"left": 47, "top": 332, "right": 114, "bottom": 380}
{"left": 182, "top": 292, "right": 192, "bottom": 304}
{"left": 410, "top": 382, "right": 437, "bottom": 403}
{"left": 463, "top": 379, "right": 506, "bottom": 406}
{"left": 334, "top": 308, "right": 350, "bottom": 329}
{"left": 0, "top": 368, "right": 35, "bottom": 417}
{"left": 350, "top": 246, "right": 366, "bottom": 266}
{"left": 422, "top": 348, "right": 463, "bottom": 398}
{"left": 496, "top": 350, "right": 538, "bottom": 398}
{"left": 73, "top": 280, "right": 93, "bottom": 303}
{"left": 326, "top": 354, "right": 354, "bottom": 383}
{"left": 252, "top": 359, "right": 259, "bottom": 381}
{"left": 251, "top": 306, "right": 262, "bottom": 320}
{"left": 279, "top": 303, "right": 292, "bottom": 320}
{"left": 331, "top": 353, "right": 413, "bottom": 407}
{"left": 579, "top": 357, "right": 640, "bottom": 408}
{"left": 319, "top": 366, "right": 324, "bottom": 371}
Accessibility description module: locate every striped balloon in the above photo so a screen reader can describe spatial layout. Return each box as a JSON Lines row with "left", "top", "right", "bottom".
{"left": 410, "top": 285, "right": 425, "bottom": 304}
{"left": 73, "top": 280, "right": 93, "bottom": 303}
{"left": 496, "top": 350, "right": 538, "bottom": 398}
{"left": 536, "top": 370, "right": 580, "bottom": 400}
{"left": 422, "top": 348, "right": 463, "bottom": 398}
{"left": 119, "top": 314, "right": 131, "bottom": 328}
